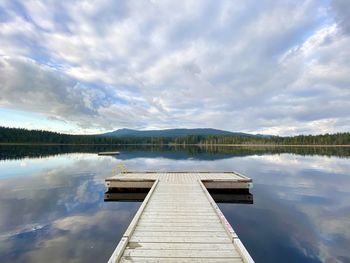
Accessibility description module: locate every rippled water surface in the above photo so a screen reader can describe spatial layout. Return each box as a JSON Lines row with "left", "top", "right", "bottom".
{"left": 0, "top": 145, "right": 349, "bottom": 263}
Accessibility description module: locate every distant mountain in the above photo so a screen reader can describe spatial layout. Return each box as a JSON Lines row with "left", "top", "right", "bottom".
{"left": 101, "top": 128, "right": 257, "bottom": 138}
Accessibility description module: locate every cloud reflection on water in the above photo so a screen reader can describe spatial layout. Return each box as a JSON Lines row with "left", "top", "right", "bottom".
{"left": 0, "top": 147, "right": 349, "bottom": 262}
{"left": 0, "top": 156, "right": 140, "bottom": 262}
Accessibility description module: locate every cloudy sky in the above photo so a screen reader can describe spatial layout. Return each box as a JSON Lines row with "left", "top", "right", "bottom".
{"left": 0, "top": 0, "right": 349, "bottom": 135}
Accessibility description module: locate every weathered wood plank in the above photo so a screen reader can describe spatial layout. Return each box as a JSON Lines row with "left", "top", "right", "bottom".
{"left": 137, "top": 218, "right": 220, "bottom": 224}
{"left": 120, "top": 257, "right": 243, "bottom": 263}
{"left": 135, "top": 226, "right": 224, "bottom": 232}
{"left": 132, "top": 231, "right": 228, "bottom": 237}
{"left": 129, "top": 236, "right": 232, "bottom": 243}
{"left": 137, "top": 222, "right": 222, "bottom": 229}
{"left": 140, "top": 214, "right": 218, "bottom": 218}
{"left": 123, "top": 248, "right": 240, "bottom": 258}
{"left": 126, "top": 242, "right": 235, "bottom": 250}
{"left": 141, "top": 212, "right": 216, "bottom": 216}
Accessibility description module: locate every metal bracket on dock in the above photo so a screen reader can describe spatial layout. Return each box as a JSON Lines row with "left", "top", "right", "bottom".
{"left": 113, "top": 164, "right": 128, "bottom": 176}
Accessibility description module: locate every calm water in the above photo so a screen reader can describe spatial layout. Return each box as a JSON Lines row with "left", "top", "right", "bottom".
{"left": 0, "top": 145, "right": 349, "bottom": 263}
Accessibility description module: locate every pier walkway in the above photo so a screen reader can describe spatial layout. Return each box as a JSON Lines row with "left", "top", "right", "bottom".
{"left": 105, "top": 172, "right": 254, "bottom": 263}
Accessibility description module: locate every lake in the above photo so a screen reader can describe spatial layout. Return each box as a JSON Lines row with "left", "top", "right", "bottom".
{"left": 0, "top": 145, "right": 349, "bottom": 263}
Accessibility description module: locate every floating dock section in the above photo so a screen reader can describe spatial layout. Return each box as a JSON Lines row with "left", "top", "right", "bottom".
{"left": 105, "top": 172, "right": 254, "bottom": 263}
{"left": 98, "top": 152, "right": 120, "bottom": 156}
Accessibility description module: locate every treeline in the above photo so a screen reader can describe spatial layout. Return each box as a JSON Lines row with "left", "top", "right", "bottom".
{"left": 0, "top": 126, "right": 143, "bottom": 144}
{"left": 186, "top": 133, "right": 350, "bottom": 145}
{"left": 0, "top": 126, "right": 349, "bottom": 145}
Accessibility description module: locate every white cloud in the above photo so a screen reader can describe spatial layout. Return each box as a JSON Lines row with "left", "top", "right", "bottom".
{"left": 0, "top": 0, "right": 349, "bottom": 134}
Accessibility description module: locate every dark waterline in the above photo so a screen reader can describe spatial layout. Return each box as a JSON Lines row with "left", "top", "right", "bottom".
{"left": 0, "top": 145, "right": 349, "bottom": 262}
{"left": 2, "top": 144, "right": 350, "bottom": 160}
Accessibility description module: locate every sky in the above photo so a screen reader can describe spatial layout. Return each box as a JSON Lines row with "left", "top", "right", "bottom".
{"left": 0, "top": 0, "right": 349, "bottom": 135}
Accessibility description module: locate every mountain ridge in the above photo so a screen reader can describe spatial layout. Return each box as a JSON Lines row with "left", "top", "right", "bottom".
{"left": 101, "top": 128, "right": 265, "bottom": 138}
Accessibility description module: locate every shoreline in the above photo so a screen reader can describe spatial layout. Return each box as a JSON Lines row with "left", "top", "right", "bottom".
{"left": 0, "top": 143, "right": 349, "bottom": 147}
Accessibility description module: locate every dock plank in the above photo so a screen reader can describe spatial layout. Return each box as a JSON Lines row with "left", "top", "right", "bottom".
{"left": 132, "top": 231, "right": 229, "bottom": 237}
{"left": 129, "top": 236, "right": 232, "bottom": 243}
{"left": 120, "top": 257, "right": 243, "bottom": 263}
{"left": 123, "top": 248, "right": 240, "bottom": 258}
{"left": 126, "top": 242, "right": 235, "bottom": 250}
{"left": 134, "top": 226, "right": 224, "bottom": 232}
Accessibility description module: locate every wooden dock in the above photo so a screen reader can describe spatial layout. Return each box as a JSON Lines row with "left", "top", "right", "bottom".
{"left": 105, "top": 172, "right": 254, "bottom": 263}
{"left": 98, "top": 151, "right": 120, "bottom": 156}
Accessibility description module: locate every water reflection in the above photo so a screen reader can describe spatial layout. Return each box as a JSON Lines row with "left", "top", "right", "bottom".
{"left": 222, "top": 154, "right": 350, "bottom": 263}
{"left": 0, "top": 146, "right": 349, "bottom": 262}
{"left": 1, "top": 145, "right": 350, "bottom": 161}
{"left": 0, "top": 155, "right": 140, "bottom": 263}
